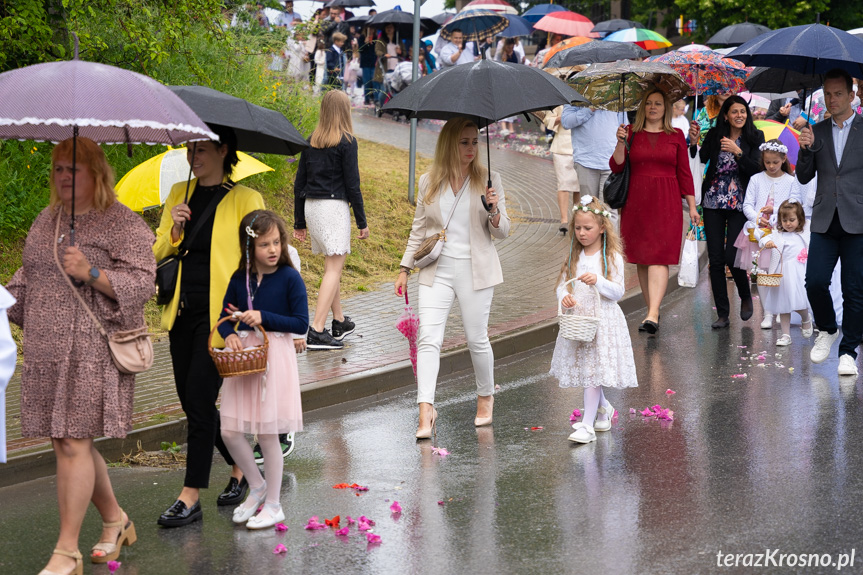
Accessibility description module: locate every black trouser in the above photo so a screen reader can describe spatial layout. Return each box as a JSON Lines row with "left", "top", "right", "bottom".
{"left": 703, "top": 207, "right": 751, "bottom": 320}
{"left": 806, "top": 210, "right": 863, "bottom": 359}
{"left": 169, "top": 293, "right": 234, "bottom": 488}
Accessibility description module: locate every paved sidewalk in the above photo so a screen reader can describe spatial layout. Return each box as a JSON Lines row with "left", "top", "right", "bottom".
{"left": 3, "top": 112, "right": 646, "bottom": 461}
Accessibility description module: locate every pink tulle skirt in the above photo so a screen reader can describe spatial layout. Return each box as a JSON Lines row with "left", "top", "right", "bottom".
{"left": 219, "top": 331, "right": 303, "bottom": 435}
{"left": 732, "top": 227, "right": 771, "bottom": 271}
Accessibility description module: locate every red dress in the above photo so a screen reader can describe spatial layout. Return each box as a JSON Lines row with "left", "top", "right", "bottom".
{"left": 610, "top": 129, "right": 694, "bottom": 265}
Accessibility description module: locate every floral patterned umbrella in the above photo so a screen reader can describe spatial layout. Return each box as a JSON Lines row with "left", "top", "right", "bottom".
{"left": 650, "top": 49, "right": 750, "bottom": 96}
{"left": 569, "top": 60, "right": 690, "bottom": 113}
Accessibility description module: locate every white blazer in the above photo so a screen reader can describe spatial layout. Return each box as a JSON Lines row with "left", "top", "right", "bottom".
{"left": 401, "top": 171, "right": 510, "bottom": 290}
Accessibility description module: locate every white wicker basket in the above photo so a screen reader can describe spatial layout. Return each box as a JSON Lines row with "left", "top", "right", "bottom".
{"left": 755, "top": 246, "right": 783, "bottom": 288}
{"left": 558, "top": 279, "right": 601, "bottom": 342}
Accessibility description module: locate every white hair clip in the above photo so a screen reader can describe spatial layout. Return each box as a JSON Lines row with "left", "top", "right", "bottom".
{"left": 580, "top": 194, "right": 594, "bottom": 206}
{"left": 759, "top": 141, "right": 788, "bottom": 155}
{"left": 245, "top": 225, "right": 258, "bottom": 239}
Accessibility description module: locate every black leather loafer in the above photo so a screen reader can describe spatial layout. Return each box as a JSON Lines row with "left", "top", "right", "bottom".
{"left": 711, "top": 317, "right": 730, "bottom": 329}
{"left": 217, "top": 476, "right": 248, "bottom": 506}
{"left": 643, "top": 320, "right": 659, "bottom": 334}
{"left": 740, "top": 296, "right": 754, "bottom": 321}
{"left": 157, "top": 499, "right": 202, "bottom": 527}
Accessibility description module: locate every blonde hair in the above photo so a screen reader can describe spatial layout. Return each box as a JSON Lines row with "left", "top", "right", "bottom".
{"left": 631, "top": 90, "right": 675, "bottom": 134}
{"left": 310, "top": 90, "right": 354, "bottom": 149}
{"left": 423, "top": 117, "right": 488, "bottom": 205}
{"left": 559, "top": 196, "right": 624, "bottom": 292}
{"left": 49, "top": 137, "right": 116, "bottom": 212}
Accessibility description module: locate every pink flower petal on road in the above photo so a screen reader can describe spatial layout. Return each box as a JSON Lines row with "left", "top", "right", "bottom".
{"left": 335, "top": 526, "right": 350, "bottom": 536}
{"left": 431, "top": 447, "right": 450, "bottom": 456}
{"left": 629, "top": 408, "right": 636, "bottom": 414}
{"left": 640, "top": 407, "right": 653, "bottom": 417}
{"left": 437, "top": 500, "right": 445, "bottom": 506}
{"left": 304, "top": 516, "right": 327, "bottom": 530}
{"left": 390, "top": 501, "right": 402, "bottom": 513}
{"left": 108, "top": 561, "right": 122, "bottom": 574}
{"left": 666, "top": 389, "right": 676, "bottom": 395}
{"left": 358, "top": 515, "right": 375, "bottom": 526}
{"left": 273, "top": 544, "right": 288, "bottom": 554}
{"left": 731, "top": 373, "right": 748, "bottom": 379}
{"left": 358, "top": 521, "right": 372, "bottom": 531}
{"left": 346, "top": 516, "right": 356, "bottom": 525}
{"left": 367, "top": 533, "right": 382, "bottom": 544}
{"left": 569, "top": 408, "right": 582, "bottom": 421}
{"left": 275, "top": 522, "right": 288, "bottom": 532}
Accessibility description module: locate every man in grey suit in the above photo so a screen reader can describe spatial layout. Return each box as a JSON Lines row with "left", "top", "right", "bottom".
{"left": 797, "top": 68, "right": 863, "bottom": 377}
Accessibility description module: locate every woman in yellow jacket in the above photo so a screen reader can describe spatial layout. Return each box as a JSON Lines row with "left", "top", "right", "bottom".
{"left": 153, "top": 126, "right": 264, "bottom": 528}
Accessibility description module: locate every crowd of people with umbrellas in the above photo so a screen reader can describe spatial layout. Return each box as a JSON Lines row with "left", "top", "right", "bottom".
{"left": 4, "top": 3, "right": 863, "bottom": 571}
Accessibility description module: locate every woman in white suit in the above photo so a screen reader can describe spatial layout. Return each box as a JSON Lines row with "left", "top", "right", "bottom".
{"left": 395, "top": 117, "right": 511, "bottom": 438}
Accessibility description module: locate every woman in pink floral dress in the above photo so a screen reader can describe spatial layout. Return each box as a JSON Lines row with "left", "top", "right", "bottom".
{"left": 6, "top": 137, "right": 155, "bottom": 575}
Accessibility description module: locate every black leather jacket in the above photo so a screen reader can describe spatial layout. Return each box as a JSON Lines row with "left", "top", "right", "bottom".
{"left": 293, "top": 135, "right": 367, "bottom": 230}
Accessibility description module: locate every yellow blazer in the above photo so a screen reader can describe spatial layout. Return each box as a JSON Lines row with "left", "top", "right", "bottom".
{"left": 153, "top": 178, "right": 265, "bottom": 346}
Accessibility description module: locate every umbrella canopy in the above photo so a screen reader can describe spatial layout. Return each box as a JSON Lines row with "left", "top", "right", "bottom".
{"left": 650, "top": 49, "right": 750, "bottom": 96}
{"left": 543, "top": 40, "right": 648, "bottom": 69}
{"left": 754, "top": 120, "right": 801, "bottom": 166}
{"left": 431, "top": 12, "right": 456, "bottom": 26}
{"left": 325, "top": 0, "right": 374, "bottom": 6}
{"left": 677, "top": 43, "right": 711, "bottom": 52}
{"left": 167, "top": 86, "right": 308, "bottom": 155}
{"left": 540, "top": 37, "right": 595, "bottom": 67}
{"left": 395, "top": 292, "right": 419, "bottom": 378}
{"left": 707, "top": 22, "right": 771, "bottom": 47}
{"left": 739, "top": 92, "right": 772, "bottom": 110}
{"left": 463, "top": 0, "right": 517, "bottom": 15}
{"left": 604, "top": 27, "right": 672, "bottom": 50}
{"left": 497, "top": 14, "right": 533, "bottom": 38}
{"left": 522, "top": 4, "right": 567, "bottom": 24}
{"left": 383, "top": 58, "right": 586, "bottom": 123}
{"left": 346, "top": 15, "right": 369, "bottom": 25}
{"left": 570, "top": 60, "right": 690, "bottom": 113}
{"left": 727, "top": 23, "right": 863, "bottom": 76}
{"left": 440, "top": 9, "right": 508, "bottom": 42}
{"left": 0, "top": 60, "right": 214, "bottom": 145}
{"left": 591, "top": 19, "right": 645, "bottom": 35}
{"left": 367, "top": 9, "right": 439, "bottom": 37}
{"left": 116, "top": 148, "right": 273, "bottom": 212}
{"left": 744, "top": 66, "right": 823, "bottom": 95}
{"left": 534, "top": 11, "right": 596, "bottom": 38}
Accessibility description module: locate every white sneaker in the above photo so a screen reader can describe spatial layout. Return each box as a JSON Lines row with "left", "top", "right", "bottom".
{"left": 838, "top": 354, "right": 859, "bottom": 377}
{"left": 810, "top": 330, "right": 841, "bottom": 363}
{"left": 776, "top": 334, "right": 792, "bottom": 346}
{"left": 760, "top": 313, "right": 774, "bottom": 329}
{"left": 568, "top": 422, "right": 596, "bottom": 444}
{"left": 801, "top": 320, "right": 814, "bottom": 338}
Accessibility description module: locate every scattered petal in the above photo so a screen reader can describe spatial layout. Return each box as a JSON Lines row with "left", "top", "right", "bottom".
{"left": 358, "top": 515, "right": 375, "bottom": 526}
{"left": 789, "top": 367, "right": 794, "bottom": 373}
{"left": 107, "top": 561, "right": 122, "bottom": 574}
{"left": 366, "top": 533, "right": 382, "bottom": 544}
{"left": 569, "top": 408, "right": 582, "bottom": 421}
{"left": 275, "top": 523, "right": 288, "bottom": 532}
{"left": 738, "top": 345, "right": 747, "bottom": 348}
{"left": 346, "top": 516, "right": 356, "bottom": 525}
{"left": 431, "top": 447, "right": 450, "bottom": 456}
{"left": 335, "top": 526, "right": 350, "bottom": 536}
{"left": 325, "top": 515, "right": 341, "bottom": 528}
{"left": 304, "top": 516, "right": 327, "bottom": 530}
{"left": 494, "top": 384, "right": 501, "bottom": 390}
{"left": 757, "top": 355, "right": 766, "bottom": 361}
{"left": 640, "top": 407, "right": 653, "bottom": 417}
{"left": 665, "top": 389, "right": 676, "bottom": 395}
{"left": 437, "top": 500, "right": 445, "bottom": 506}
{"left": 530, "top": 426, "right": 544, "bottom": 431}
{"left": 731, "top": 373, "right": 748, "bottom": 379}
{"left": 358, "top": 521, "right": 372, "bottom": 531}
{"left": 273, "top": 544, "right": 288, "bottom": 554}
{"left": 390, "top": 501, "right": 402, "bottom": 514}
{"left": 629, "top": 408, "right": 636, "bottom": 414}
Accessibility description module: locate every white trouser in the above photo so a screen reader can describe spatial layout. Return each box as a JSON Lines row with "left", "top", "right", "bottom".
{"left": 416, "top": 256, "right": 495, "bottom": 404}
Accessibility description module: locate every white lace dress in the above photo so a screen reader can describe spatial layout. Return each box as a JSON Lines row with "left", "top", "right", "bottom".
{"left": 549, "top": 251, "right": 638, "bottom": 389}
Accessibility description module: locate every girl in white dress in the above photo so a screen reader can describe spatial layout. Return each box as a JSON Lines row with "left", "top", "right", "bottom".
{"left": 550, "top": 195, "right": 638, "bottom": 444}
{"left": 756, "top": 200, "right": 813, "bottom": 347}
{"left": 738, "top": 140, "right": 798, "bottom": 328}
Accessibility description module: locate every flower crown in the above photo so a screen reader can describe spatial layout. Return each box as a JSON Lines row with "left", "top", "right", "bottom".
{"left": 573, "top": 194, "right": 611, "bottom": 218}
{"left": 759, "top": 141, "right": 788, "bottom": 155}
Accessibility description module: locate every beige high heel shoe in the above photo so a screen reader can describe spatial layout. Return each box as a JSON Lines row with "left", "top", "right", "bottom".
{"left": 38, "top": 549, "right": 83, "bottom": 575}
{"left": 475, "top": 395, "right": 494, "bottom": 427}
{"left": 91, "top": 510, "right": 137, "bottom": 563}
{"left": 416, "top": 407, "right": 438, "bottom": 440}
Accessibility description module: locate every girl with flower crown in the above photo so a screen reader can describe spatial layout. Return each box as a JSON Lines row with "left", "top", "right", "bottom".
{"left": 754, "top": 201, "right": 812, "bottom": 347}
{"left": 217, "top": 210, "right": 309, "bottom": 529}
{"left": 549, "top": 195, "right": 638, "bottom": 444}
{"left": 737, "top": 139, "right": 800, "bottom": 329}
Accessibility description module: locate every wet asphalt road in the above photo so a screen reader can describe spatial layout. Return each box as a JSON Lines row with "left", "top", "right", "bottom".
{"left": 2, "top": 280, "right": 863, "bottom": 575}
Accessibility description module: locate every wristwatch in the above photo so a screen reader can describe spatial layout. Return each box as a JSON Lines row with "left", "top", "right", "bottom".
{"left": 85, "top": 266, "right": 100, "bottom": 286}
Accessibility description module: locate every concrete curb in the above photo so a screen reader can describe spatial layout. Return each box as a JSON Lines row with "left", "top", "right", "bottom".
{"left": 0, "top": 245, "right": 708, "bottom": 488}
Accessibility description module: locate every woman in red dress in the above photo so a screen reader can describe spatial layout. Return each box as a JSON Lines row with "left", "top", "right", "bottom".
{"left": 610, "top": 89, "right": 700, "bottom": 334}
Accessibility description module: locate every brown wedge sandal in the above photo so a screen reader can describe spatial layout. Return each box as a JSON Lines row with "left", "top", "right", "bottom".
{"left": 91, "top": 511, "right": 137, "bottom": 563}
{"left": 38, "top": 549, "right": 83, "bottom": 575}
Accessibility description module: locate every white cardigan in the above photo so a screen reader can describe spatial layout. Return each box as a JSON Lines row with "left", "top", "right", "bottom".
{"left": 401, "top": 171, "right": 510, "bottom": 290}
{"left": 0, "top": 286, "right": 17, "bottom": 463}
{"left": 742, "top": 172, "right": 797, "bottom": 226}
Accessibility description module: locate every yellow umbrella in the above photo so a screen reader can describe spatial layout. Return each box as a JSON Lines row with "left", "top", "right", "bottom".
{"left": 116, "top": 147, "right": 274, "bottom": 212}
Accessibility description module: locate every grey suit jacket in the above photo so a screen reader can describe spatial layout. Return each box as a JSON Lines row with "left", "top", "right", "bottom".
{"left": 796, "top": 113, "right": 863, "bottom": 234}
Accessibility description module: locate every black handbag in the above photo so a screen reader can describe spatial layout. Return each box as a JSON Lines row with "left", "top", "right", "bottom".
{"left": 603, "top": 132, "right": 632, "bottom": 210}
{"left": 155, "top": 180, "right": 235, "bottom": 305}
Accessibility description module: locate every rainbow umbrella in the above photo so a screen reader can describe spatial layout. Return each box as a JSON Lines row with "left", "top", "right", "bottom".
{"left": 754, "top": 120, "right": 801, "bottom": 166}
{"left": 116, "top": 147, "right": 273, "bottom": 212}
{"left": 604, "top": 27, "right": 672, "bottom": 50}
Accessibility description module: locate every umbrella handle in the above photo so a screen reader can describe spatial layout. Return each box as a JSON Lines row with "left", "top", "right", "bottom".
{"left": 405, "top": 291, "right": 409, "bottom": 305}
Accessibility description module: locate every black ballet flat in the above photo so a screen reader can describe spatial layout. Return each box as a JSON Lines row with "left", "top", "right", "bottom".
{"left": 712, "top": 317, "right": 730, "bottom": 329}
{"left": 559, "top": 226, "right": 568, "bottom": 236}
{"left": 643, "top": 320, "right": 659, "bottom": 334}
{"left": 638, "top": 322, "right": 647, "bottom": 332}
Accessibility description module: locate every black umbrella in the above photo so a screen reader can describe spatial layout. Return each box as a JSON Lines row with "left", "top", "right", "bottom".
{"left": 383, "top": 59, "right": 586, "bottom": 197}
{"left": 591, "top": 19, "right": 645, "bottom": 35}
{"left": 707, "top": 22, "right": 770, "bottom": 47}
{"left": 543, "top": 41, "right": 649, "bottom": 69}
{"left": 346, "top": 15, "right": 369, "bottom": 26}
{"left": 325, "top": 0, "right": 375, "bottom": 7}
{"left": 431, "top": 12, "right": 456, "bottom": 26}
{"left": 366, "top": 9, "right": 438, "bottom": 37}
{"left": 167, "top": 86, "right": 308, "bottom": 156}
{"left": 744, "top": 67, "right": 823, "bottom": 95}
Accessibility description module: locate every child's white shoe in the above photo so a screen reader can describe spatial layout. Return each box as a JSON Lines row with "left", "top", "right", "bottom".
{"left": 568, "top": 422, "right": 596, "bottom": 444}
{"left": 246, "top": 503, "right": 285, "bottom": 530}
{"left": 776, "top": 334, "right": 792, "bottom": 346}
{"left": 593, "top": 401, "right": 615, "bottom": 432}
{"left": 232, "top": 481, "right": 267, "bottom": 524}
{"left": 801, "top": 320, "right": 814, "bottom": 338}
{"left": 760, "top": 313, "right": 774, "bottom": 329}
